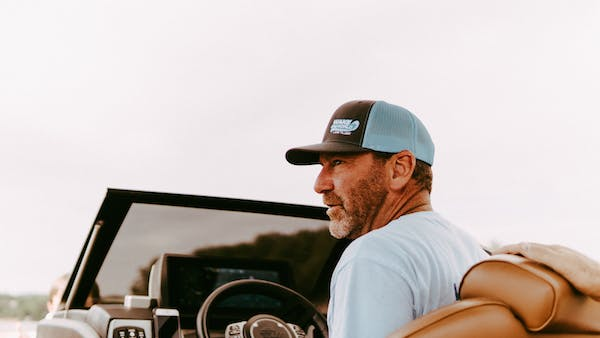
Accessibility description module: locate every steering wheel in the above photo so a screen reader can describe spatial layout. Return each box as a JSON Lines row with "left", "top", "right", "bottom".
{"left": 196, "top": 279, "right": 328, "bottom": 338}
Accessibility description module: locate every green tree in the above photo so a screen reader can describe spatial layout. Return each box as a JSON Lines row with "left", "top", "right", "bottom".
{"left": 0, "top": 294, "right": 47, "bottom": 320}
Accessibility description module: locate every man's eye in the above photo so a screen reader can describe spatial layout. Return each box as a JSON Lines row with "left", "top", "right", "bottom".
{"left": 332, "top": 159, "right": 343, "bottom": 166}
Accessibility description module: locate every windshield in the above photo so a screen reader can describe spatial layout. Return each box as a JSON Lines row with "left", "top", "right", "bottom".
{"left": 96, "top": 202, "right": 335, "bottom": 302}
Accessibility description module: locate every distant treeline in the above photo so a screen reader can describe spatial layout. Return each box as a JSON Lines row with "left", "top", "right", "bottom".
{"left": 0, "top": 294, "right": 47, "bottom": 320}
{"left": 131, "top": 228, "right": 338, "bottom": 301}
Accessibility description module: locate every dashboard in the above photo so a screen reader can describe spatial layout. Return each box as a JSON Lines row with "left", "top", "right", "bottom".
{"left": 148, "top": 254, "right": 294, "bottom": 329}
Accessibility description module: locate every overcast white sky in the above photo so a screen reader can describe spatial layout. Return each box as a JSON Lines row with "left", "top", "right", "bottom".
{"left": 1, "top": 0, "right": 599, "bottom": 295}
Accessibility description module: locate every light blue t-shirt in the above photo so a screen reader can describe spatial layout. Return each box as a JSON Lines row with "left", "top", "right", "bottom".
{"left": 327, "top": 211, "right": 488, "bottom": 338}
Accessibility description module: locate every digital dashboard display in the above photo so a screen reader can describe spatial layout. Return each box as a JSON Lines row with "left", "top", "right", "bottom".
{"left": 157, "top": 255, "right": 292, "bottom": 319}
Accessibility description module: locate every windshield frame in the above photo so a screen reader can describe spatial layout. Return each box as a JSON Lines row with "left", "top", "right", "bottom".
{"left": 63, "top": 188, "right": 329, "bottom": 308}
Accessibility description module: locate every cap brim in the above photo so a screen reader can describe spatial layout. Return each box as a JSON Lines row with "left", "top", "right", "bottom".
{"left": 285, "top": 142, "right": 369, "bottom": 165}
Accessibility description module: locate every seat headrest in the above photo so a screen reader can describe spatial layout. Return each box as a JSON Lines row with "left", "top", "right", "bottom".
{"left": 459, "top": 254, "right": 600, "bottom": 333}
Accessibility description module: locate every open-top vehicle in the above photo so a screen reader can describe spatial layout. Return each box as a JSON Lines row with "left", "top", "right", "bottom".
{"left": 39, "top": 188, "right": 345, "bottom": 338}
{"left": 37, "top": 188, "right": 600, "bottom": 338}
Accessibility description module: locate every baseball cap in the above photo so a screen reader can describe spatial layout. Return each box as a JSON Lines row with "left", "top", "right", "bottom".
{"left": 285, "top": 100, "right": 435, "bottom": 165}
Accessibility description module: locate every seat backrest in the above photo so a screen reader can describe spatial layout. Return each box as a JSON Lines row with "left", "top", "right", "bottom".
{"left": 389, "top": 297, "right": 529, "bottom": 338}
{"left": 389, "top": 254, "right": 600, "bottom": 338}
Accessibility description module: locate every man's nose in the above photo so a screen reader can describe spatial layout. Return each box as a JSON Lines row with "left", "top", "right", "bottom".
{"left": 314, "top": 167, "right": 333, "bottom": 194}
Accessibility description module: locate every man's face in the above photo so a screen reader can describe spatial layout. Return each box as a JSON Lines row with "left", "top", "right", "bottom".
{"left": 314, "top": 152, "right": 389, "bottom": 239}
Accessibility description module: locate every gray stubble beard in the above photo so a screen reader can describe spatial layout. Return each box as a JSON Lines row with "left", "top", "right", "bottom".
{"left": 326, "top": 165, "right": 388, "bottom": 240}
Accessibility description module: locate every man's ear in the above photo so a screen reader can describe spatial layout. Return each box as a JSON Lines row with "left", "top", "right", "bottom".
{"left": 389, "top": 150, "right": 416, "bottom": 191}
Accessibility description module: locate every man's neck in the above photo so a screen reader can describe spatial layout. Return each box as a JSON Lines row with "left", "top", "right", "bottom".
{"left": 371, "top": 189, "right": 432, "bottom": 232}
{"left": 395, "top": 189, "right": 433, "bottom": 216}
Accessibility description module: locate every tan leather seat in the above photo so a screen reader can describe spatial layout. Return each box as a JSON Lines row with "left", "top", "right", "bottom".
{"left": 389, "top": 254, "right": 600, "bottom": 338}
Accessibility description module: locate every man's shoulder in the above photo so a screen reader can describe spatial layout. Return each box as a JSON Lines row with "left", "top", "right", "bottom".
{"left": 345, "top": 212, "right": 446, "bottom": 254}
{"left": 346, "top": 211, "right": 482, "bottom": 264}
{"left": 338, "top": 226, "right": 421, "bottom": 267}
{"left": 369, "top": 211, "right": 450, "bottom": 242}
{"left": 383, "top": 211, "right": 475, "bottom": 242}
{"left": 389, "top": 210, "right": 450, "bottom": 227}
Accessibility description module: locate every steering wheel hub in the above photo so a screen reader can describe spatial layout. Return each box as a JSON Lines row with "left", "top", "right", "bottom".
{"left": 245, "top": 314, "right": 296, "bottom": 338}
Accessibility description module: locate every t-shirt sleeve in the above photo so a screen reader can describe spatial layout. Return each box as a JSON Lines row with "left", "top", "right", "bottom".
{"left": 328, "top": 257, "right": 415, "bottom": 338}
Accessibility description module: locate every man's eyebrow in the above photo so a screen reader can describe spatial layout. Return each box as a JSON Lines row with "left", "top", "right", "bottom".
{"left": 320, "top": 153, "right": 344, "bottom": 162}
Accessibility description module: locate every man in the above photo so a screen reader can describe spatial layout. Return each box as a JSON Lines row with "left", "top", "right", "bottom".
{"left": 286, "top": 100, "right": 488, "bottom": 338}
{"left": 46, "top": 273, "right": 100, "bottom": 316}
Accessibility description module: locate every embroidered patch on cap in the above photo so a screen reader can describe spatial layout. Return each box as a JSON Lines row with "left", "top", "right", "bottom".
{"left": 330, "top": 119, "right": 360, "bottom": 135}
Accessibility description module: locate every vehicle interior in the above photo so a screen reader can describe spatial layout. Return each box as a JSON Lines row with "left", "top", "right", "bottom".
{"left": 36, "top": 189, "right": 600, "bottom": 338}
{"left": 37, "top": 189, "right": 347, "bottom": 338}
